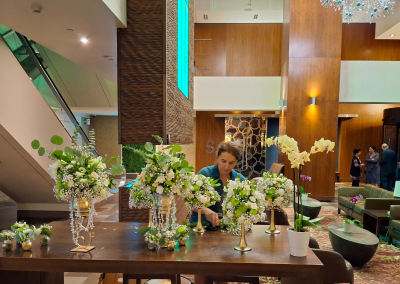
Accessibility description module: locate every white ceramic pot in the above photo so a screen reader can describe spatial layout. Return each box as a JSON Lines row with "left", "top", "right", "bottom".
{"left": 343, "top": 222, "right": 353, "bottom": 233}
{"left": 301, "top": 194, "right": 308, "bottom": 202}
{"left": 287, "top": 228, "right": 310, "bottom": 257}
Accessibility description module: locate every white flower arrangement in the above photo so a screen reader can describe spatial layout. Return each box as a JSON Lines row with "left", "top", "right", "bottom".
{"left": 140, "top": 222, "right": 190, "bottom": 248}
{"left": 32, "top": 128, "right": 123, "bottom": 203}
{"left": 257, "top": 172, "right": 294, "bottom": 210}
{"left": 180, "top": 173, "right": 221, "bottom": 211}
{"left": 129, "top": 143, "right": 193, "bottom": 209}
{"left": 38, "top": 224, "right": 53, "bottom": 237}
{"left": 221, "top": 179, "right": 266, "bottom": 235}
{"left": 0, "top": 230, "right": 16, "bottom": 241}
{"left": 14, "top": 224, "right": 39, "bottom": 243}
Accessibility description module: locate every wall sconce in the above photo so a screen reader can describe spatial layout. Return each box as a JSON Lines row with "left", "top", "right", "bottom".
{"left": 311, "top": 97, "right": 316, "bottom": 105}
{"left": 279, "top": 100, "right": 287, "bottom": 107}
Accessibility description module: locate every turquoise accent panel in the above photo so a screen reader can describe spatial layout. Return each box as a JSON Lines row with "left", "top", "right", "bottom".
{"left": 177, "top": 0, "right": 189, "bottom": 98}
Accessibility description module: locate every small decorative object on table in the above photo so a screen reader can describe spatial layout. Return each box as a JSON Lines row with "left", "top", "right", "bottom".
{"left": 31, "top": 128, "right": 124, "bottom": 253}
{"left": 14, "top": 224, "right": 39, "bottom": 251}
{"left": 140, "top": 222, "right": 189, "bottom": 250}
{"left": 221, "top": 178, "right": 266, "bottom": 252}
{"left": 129, "top": 137, "right": 195, "bottom": 250}
{"left": 1, "top": 230, "right": 16, "bottom": 251}
{"left": 300, "top": 175, "right": 312, "bottom": 201}
{"left": 343, "top": 195, "right": 363, "bottom": 233}
{"left": 38, "top": 224, "right": 53, "bottom": 245}
{"left": 180, "top": 173, "right": 221, "bottom": 233}
{"left": 266, "top": 135, "right": 334, "bottom": 257}
{"left": 257, "top": 172, "right": 293, "bottom": 235}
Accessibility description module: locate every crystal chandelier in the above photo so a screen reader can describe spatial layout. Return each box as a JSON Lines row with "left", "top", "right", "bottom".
{"left": 320, "top": 0, "right": 397, "bottom": 23}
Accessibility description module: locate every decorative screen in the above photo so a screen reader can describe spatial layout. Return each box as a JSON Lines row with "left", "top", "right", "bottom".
{"left": 177, "top": 0, "right": 189, "bottom": 98}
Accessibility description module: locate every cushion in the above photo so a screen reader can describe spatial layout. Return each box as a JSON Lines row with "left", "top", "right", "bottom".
{"left": 381, "top": 190, "right": 394, "bottom": 199}
{"left": 391, "top": 220, "right": 400, "bottom": 231}
{"left": 338, "top": 196, "right": 353, "bottom": 208}
{"left": 353, "top": 201, "right": 365, "bottom": 215}
{"left": 361, "top": 188, "right": 372, "bottom": 198}
{"left": 370, "top": 187, "right": 384, "bottom": 198}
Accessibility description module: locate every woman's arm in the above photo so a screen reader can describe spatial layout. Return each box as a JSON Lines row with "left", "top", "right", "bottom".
{"left": 193, "top": 207, "right": 219, "bottom": 227}
{"left": 365, "top": 154, "right": 371, "bottom": 163}
{"left": 369, "top": 153, "right": 379, "bottom": 164}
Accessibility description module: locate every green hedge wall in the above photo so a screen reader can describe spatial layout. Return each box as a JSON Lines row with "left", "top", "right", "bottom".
{"left": 122, "top": 144, "right": 147, "bottom": 173}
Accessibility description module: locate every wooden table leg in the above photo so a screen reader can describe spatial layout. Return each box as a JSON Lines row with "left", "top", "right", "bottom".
{"left": 194, "top": 275, "right": 207, "bottom": 284}
{"left": 40, "top": 272, "right": 64, "bottom": 284}
{"left": 376, "top": 218, "right": 381, "bottom": 237}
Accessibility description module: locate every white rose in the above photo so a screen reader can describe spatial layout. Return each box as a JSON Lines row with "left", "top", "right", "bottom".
{"left": 91, "top": 172, "right": 99, "bottom": 179}
{"left": 103, "top": 179, "right": 110, "bottom": 187}
{"left": 278, "top": 189, "right": 285, "bottom": 196}
{"left": 237, "top": 216, "right": 245, "bottom": 224}
{"left": 156, "top": 186, "right": 164, "bottom": 194}
{"left": 244, "top": 185, "right": 250, "bottom": 191}
{"left": 167, "top": 170, "right": 175, "bottom": 180}
{"left": 251, "top": 203, "right": 258, "bottom": 210}
{"left": 196, "top": 180, "right": 203, "bottom": 187}
{"left": 71, "top": 161, "right": 76, "bottom": 164}
{"left": 249, "top": 196, "right": 256, "bottom": 202}
{"left": 68, "top": 180, "right": 74, "bottom": 188}
{"left": 227, "top": 211, "right": 233, "bottom": 218}
{"left": 156, "top": 176, "right": 165, "bottom": 183}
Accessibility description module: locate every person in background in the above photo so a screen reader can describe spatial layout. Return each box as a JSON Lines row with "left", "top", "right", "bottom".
{"left": 350, "top": 149, "right": 364, "bottom": 187}
{"left": 380, "top": 143, "right": 397, "bottom": 191}
{"left": 190, "top": 141, "right": 245, "bottom": 228}
{"left": 365, "top": 146, "right": 380, "bottom": 187}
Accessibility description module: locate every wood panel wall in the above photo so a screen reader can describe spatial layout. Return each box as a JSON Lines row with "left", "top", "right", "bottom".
{"left": 338, "top": 104, "right": 400, "bottom": 182}
{"left": 194, "top": 24, "right": 282, "bottom": 76}
{"left": 341, "top": 24, "right": 400, "bottom": 61}
{"left": 283, "top": 0, "right": 342, "bottom": 201}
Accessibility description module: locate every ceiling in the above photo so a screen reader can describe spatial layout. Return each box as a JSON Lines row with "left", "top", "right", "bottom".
{"left": 0, "top": 0, "right": 121, "bottom": 82}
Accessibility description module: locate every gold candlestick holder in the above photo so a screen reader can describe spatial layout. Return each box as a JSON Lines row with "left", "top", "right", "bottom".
{"left": 193, "top": 209, "right": 205, "bottom": 233}
{"left": 234, "top": 223, "right": 252, "bottom": 251}
{"left": 265, "top": 209, "right": 280, "bottom": 235}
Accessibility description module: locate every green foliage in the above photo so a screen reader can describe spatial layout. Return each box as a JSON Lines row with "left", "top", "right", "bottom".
{"left": 112, "top": 158, "right": 124, "bottom": 175}
{"left": 295, "top": 213, "right": 324, "bottom": 231}
{"left": 38, "top": 147, "right": 46, "bottom": 156}
{"left": 122, "top": 144, "right": 147, "bottom": 173}
{"left": 50, "top": 135, "right": 63, "bottom": 145}
{"left": 40, "top": 228, "right": 53, "bottom": 237}
{"left": 344, "top": 218, "right": 363, "bottom": 227}
{"left": 31, "top": 140, "right": 40, "bottom": 149}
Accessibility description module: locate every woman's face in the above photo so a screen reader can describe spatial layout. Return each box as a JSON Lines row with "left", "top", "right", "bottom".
{"left": 356, "top": 151, "right": 361, "bottom": 157}
{"left": 216, "top": 152, "right": 238, "bottom": 175}
{"left": 369, "top": 147, "right": 375, "bottom": 154}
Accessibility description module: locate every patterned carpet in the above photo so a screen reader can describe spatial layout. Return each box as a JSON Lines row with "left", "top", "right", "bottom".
{"left": 259, "top": 208, "right": 400, "bottom": 284}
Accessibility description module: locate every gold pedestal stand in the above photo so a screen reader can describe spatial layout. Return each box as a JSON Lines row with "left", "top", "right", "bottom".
{"left": 265, "top": 209, "right": 280, "bottom": 235}
{"left": 193, "top": 209, "right": 205, "bottom": 233}
{"left": 234, "top": 223, "right": 252, "bottom": 251}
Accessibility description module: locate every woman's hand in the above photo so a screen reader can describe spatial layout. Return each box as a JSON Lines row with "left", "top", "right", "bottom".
{"left": 361, "top": 163, "right": 365, "bottom": 167}
{"left": 203, "top": 208, "right": 220, "bottom": 227}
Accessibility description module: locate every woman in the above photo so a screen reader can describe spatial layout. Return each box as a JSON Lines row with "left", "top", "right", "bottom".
{"left": 190, "top": 141, "right": 245, "bottom": 228}
{"left": 365, "top": 146, "right": 380, "bottom": 187}
{"left": 350, "top": 149, "right": 364, "bottom": 187}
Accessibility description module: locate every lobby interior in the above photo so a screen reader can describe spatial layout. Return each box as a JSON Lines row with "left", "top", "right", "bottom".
{"left": 1, "top": 0, "right": 400, "bottom": 284}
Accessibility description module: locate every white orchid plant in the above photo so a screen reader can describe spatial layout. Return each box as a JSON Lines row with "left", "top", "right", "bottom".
{"left": 265, "top": 135, "right": 334, "bottom": 232}
{"left": 129, "top": 142, "right": 194, "bottom": 209}
{"left": 180, "top": 173, "right": 221, "bottom": 211}
{"left": 31, "top": 128, "right": 123, "bottom": 202}
{"left": 257, "top": 172, "right": 294, "bottom": 210}
{"left": 221, "top": 178, "right": 266, "bottom": 235}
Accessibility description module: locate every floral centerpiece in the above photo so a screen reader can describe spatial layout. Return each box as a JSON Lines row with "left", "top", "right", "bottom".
{"left": 140, "top": 221, "right": 190, "bottom": 250}
{"left": 14, "top": 224, "right": 39, "bottom": 251}
{"left": 180, "top": 173, "right": 221, "bottom": 233}
{"left": 256, "top": 172, "right": 294, "bottom": 234}
{"left": 221, "top": 178, "right": 266, "bottom": 251}
{"left": 266, "top": 135, "right": 334, "bottom": 257}
{"left": 31, "top": 128, "right": 123, "bottom": 251}
{"left": 38, "top": 224, "right": 53, "bottom": 245}
{"left": 1, "top": 230, "right": 16, "bottom": 251}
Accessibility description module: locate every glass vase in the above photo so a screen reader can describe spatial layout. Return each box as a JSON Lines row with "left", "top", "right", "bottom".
{"left": 2, "top": 240, "right": 13, "bottom": 251}
{"left": 22, "top": 240, "right": 32, "bottom": 251}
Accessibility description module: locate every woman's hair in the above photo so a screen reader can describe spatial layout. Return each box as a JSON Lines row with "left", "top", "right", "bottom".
{"left": 353, "top": 149, "right": 361, "bottom": 155}
{"left": 370, "top": 146, "right": 376, "bottom": 152}
{"left": 217, "top": 141, "right": 242, "bottom": 161}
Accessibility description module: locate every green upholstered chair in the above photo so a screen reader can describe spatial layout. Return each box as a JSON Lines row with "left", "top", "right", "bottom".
{"left": 388, "top": 205, "right": 400, "bottom": 244}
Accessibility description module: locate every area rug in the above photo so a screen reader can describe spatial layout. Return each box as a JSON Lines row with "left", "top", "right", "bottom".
{"left": 259, "top": 208, "right": 400, "bottom": 284}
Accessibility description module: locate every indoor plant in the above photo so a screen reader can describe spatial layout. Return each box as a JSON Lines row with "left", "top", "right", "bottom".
{"left": 256, "top": 172, "right": 293, "bottom": 235}
{"left": 38, "top": 224, "right": 53, "bottom": 245}
{"left": 344, "top": 194, "right": 363, "bottom": 233}
{"left": 266, "top": 135, "right": 334, "bottom": 257}
{"left": 221, "top": 178, "right": 266, "bottom": 251}
{"left": 300, "top": 175, "right": 312, "bottom": 201}
{"left": 1, "top": 230, "right": 16, "bottom": 251}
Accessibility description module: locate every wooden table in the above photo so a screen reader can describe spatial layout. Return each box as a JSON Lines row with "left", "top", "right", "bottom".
{"left": 363, "top": 209, "right": 390, "bottom": 236}
{"left": 328, "top": 222, "right": 379, "bottom": 267}
{"left": 295, "top": 197, "right": 322, "bottom": 219}
{"left": 0, "top": 221, "right": 324, "bottom": 284}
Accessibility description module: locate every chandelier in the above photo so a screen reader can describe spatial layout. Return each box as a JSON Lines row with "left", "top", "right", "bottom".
{"left": 320, "top": 0, "right": 397, "bottom": 23}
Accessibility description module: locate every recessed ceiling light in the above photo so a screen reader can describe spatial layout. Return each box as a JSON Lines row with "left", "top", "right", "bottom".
{"left": 80, "top": 38, "right": 88, "bottom": 43}
{"left": 390, "top": 34, "right": 395, "bottom": 37}
{"left": 66, "top": 29, "right": 74, "bottom": 32}
{"left": 203, "top": 15, "right": 208, "bottom": 20}
{"left": 254, "top": 14, "right": 258, "bottom": 19}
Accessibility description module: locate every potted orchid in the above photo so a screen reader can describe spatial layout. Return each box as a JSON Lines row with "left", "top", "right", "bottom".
{"left": 256, "top": 172, "right": 293, "bottom": 234}
{"left": 180, "top": 173, "right": 221, "bottom": 233}
{"left": 1, "top": 230, "right": 16, "bottom": 251}
{"left": 344, "top": 194, "right": 363, "bottom": 233}
{"left": 221, "top": 178, "right": 266, "bottom": 251}
{"left": 266, "top": 135, "right": 334, "bottom": 257}
{"left": 300, "top": 175, "right": 312, "bottom": 201}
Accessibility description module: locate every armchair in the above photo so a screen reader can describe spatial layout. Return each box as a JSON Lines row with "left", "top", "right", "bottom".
{"left": 388, "top": 205, "right": 400, "bottom": 244}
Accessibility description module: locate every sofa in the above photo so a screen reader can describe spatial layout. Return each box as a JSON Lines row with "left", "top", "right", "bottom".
{"left": 388, "top": 205, "right": 400, "bottom": 244}
{"left": 338, "top": 185, "right": 400, "bottom": 222}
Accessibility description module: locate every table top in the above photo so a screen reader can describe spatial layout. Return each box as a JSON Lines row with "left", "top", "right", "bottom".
{"left": 295, "top": 197, "right": 322, "bottom": 208}
{"left": 0, "top": 221, "right": 323, "bottom": 279}
{"left": 328, "top": 222, "right": 379, "bottom": 246}
{"left": 363, "top": 209, "right": 390, "bottom": 219}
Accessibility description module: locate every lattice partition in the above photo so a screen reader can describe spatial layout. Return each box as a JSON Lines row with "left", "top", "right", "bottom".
{"left": 225, "top": 118, "right": 267, "bottom": 179}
